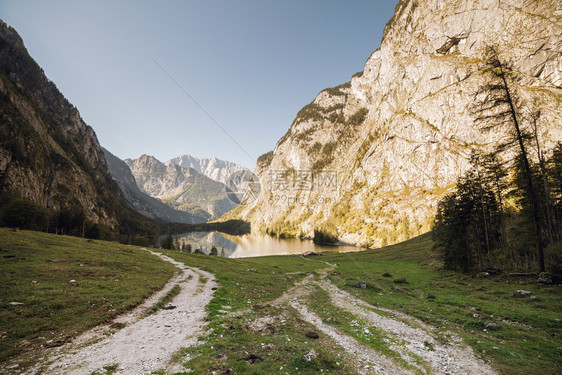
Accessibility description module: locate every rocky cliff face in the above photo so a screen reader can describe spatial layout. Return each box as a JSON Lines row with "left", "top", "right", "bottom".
{"left": 126, "top": 155, "right": 237, "bottom": 219}
{"left": 234, "top": 0, "right": 562, "bottom": 247}
{"left": 167, "top": 154, "right": 249, "bottom": 185}
{"left": 103, "top": 148, "right": 209, "bottom": 224}
{"left": 0, "top": 20, "right": 121, "bottom": 226}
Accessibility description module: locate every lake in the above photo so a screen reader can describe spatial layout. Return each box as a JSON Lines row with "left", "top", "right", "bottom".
{"left": 173, "top": 231, "right": 361, "bottom": 258}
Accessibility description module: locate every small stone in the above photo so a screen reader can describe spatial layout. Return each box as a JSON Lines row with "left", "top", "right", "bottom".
{"left": 302, "top": 251, "right": 321, "bottom": 257}
{"left": 538, "top": 272, "right": 554, "bottom": 285}
{"left": 484, "top": 321, "right": 500, "bottom": 331}
{"left": 305, "top": 331, "right": 320, "bottom": 339}
{"left": 303, "top": 349, "right": 318, "bottom": 362}
{"left": 513, "top": 290, "right": 531, "bottom": 298}
{"left": 353, "top": 281, "right": 367, "bottom": 289}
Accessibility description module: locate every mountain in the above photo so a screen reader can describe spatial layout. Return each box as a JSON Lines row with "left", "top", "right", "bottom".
{"left": 0, "top": 20, "right": 121, "bottom": 227}
{"left": 103, "top": 148, "right": 209, "bottom": 224}
{"left": 231, "top": 0, "right": 562, "bottom": 247}
{"left": 167, "top": 155, "right": 249, "bottom": 185}
{"left": 125, "top": 155, "right": 237, "bottom": 219}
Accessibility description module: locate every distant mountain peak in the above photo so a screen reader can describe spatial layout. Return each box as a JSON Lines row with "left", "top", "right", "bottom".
{"left": 167, "top": 154, "right": 249, "bottom": 185}
{"left": 126, "top": 154, "right": 238, "bottom": 220}
{"left": 103, "top": 148, "right": 207, "bottom": 224}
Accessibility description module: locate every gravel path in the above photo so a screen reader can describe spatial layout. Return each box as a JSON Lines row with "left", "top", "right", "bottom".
{"left": 275, "top": 260, "right": 497, "bottom": 375}
{"left": 26, "top": 250, "right": 216, "bottom": 375}
{"left": 289, "top": 290, "right": 407, "bottom": 374}
{"left": 316, "top": 278, "right": 497, "bottom": 375}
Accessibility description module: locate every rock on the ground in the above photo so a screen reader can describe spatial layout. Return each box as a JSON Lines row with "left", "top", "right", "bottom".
{"left": 538, "top": 272, "right": 555, "bottom": 285}
{"left": 353, "top": 281, "right": 367, "bottom": 289}
{"left": 305, "top": 331, "right": 320, "bottom": 339}
{"left": 483, "top": 321, "right": 500, "bottom": 331}
{"left": 303, "top": 349, "right": 318, "bottom": 362}
{"left": 513, "top": 290, "right": 532, "bottom": 298}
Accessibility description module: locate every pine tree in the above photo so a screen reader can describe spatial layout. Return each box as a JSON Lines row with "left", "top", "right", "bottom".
{"left": 160, "top": 234, "right": 174, "bottom": 250}
{"left": 472, "top": 47, "right": 546, "bottom": 272}
{"left": 210, "top": 246, "right": 218, "bottom": 256}
{"left": 433, "top": 163, "right": 502, "bottom": 272}
{"left": 482, "top": 152, "right": 509, "bottom": 248}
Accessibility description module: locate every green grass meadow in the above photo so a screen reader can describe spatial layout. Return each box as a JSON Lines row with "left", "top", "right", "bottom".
{"left": 0, "top": 228, "right": 176, "bottom": 365}
{"left": 162, "top": 233, "right": 562, "bottom": 374}
{"left": 1, "top": 229, "right": 560, "bottom": 374}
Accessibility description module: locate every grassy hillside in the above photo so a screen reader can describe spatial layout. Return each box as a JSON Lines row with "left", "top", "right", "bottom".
{"left": 162, "top": 233, "right": 561, "bottom": 374}
{"left": 0, "top": 229, "right": 176, "bottom": 366}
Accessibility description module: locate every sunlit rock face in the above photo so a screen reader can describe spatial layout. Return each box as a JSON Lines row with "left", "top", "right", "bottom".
{"left": 233, "top": 0, "right": 562, "bottom": 247}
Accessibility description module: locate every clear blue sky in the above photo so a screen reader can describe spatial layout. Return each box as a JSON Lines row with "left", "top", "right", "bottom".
{"left": 0, "top": 0, "right": 398, "bottom": 168}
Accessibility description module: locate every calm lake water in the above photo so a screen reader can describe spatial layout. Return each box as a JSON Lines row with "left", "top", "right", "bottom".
{"left": 174, "top": 231, "right": 361, "bottom": 258}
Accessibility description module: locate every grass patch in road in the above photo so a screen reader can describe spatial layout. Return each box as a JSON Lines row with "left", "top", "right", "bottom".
{"left": 145, "top": 284, "right": 181, "bottom": 316}
{"left": 91, "top": 363, "right": 119, "bottom": 374}
{"left": 306, "top": 286, "right": 428, "bottom": 374}
{"left": 179, "top": 303, "right": 352, "bottom": 374}
{"left": 0, "top": 229, "right": 176, "bottom": 367}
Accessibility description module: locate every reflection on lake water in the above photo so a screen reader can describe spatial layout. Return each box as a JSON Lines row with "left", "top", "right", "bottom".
{"left": 174, "top": 232, "right": 361, "bottom": 258}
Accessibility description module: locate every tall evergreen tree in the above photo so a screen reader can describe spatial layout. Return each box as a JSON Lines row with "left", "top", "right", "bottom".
{"left": 472, "top": 47, "right": 546, "bottom": 272}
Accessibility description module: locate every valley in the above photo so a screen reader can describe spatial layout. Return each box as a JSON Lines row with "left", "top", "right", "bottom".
{"left": 1, "top": 0, "right": 561, "bottom": 373}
